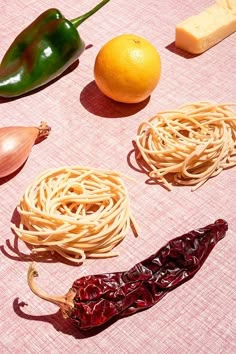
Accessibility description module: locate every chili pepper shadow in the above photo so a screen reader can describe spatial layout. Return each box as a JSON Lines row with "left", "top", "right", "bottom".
{"left": 80, "top": 80, "right": 150, "bottom": 118}
{"left": 165, "top": 41, "right": 199, "bottom": 59}
{"left": 0, "top": 60, "right": 80, "bottom": 103}
{"left": 127, "top": 140, "right": 174, "bottom": 190}
{"left": 13, "top": 298, "right": 118, "bottom": 338}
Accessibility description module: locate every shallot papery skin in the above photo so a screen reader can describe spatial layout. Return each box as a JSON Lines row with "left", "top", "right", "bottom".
{"left": 28, "top": 219, "right": 228, "bottom": 331}
{"left": 0, "top": 121, "right": 50, "bottom": 178}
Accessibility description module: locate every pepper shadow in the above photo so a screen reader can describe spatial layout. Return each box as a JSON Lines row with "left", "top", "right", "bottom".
{"left": 80, "top": 80, "right": 150, "bottom": 118}
{"left": 165, "top": 41, "right": 199, "bottom": 59}
{"left": 13, "top": 298, "right": 119, "bottom": 338}
{"left": 0, "top": 59, "right": 80, "bottom": 104}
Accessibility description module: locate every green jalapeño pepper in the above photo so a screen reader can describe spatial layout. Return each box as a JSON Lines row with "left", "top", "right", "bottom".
{"left": 0, "top": 0, "right": 110, "bottom": 98}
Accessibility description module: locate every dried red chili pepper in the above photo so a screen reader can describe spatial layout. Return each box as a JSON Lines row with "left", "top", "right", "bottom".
{"left": 27, "top": 219, "right": 228, "bottom": 330}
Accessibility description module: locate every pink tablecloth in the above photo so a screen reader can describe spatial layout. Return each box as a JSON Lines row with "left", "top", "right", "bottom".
{"left": 0, "top": 0, "right": 235, "bottom": 353}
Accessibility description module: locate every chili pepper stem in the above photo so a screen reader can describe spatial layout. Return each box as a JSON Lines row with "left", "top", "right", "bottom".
{"left": 70, "top": 0, "right": 110, "bottom": 28}
{"left": 27, "top": 263, "right": 76, "bottom": 319}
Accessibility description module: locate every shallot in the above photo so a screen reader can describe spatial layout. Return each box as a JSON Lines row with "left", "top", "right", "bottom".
{"left": 0, "top": 121, "right": 50, "bottom": 178}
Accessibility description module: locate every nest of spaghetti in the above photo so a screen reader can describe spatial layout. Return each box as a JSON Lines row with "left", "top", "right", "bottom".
{"left": 12, "top": 166, "right": 138, "bottom": 263}
{"left": 136, "top": 102, "right": 236, "bottom": 191}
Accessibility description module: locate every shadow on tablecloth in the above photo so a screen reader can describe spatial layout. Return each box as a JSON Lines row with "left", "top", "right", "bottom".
{"left": 80, "top": 80, "right": 150, "bottom": 118}
{"left": 0, "top": 209, "right": 83, "bottom": 266}
{"left": 13, "top": 298, "right": 119, "bottom": 338}
{"left": 127, "top": 140, "right": 175, "bottom": 191}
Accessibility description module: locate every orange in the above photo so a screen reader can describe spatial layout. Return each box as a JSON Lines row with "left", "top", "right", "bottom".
{"left": 94, "top": 34, "right": 161, "bottom": 104}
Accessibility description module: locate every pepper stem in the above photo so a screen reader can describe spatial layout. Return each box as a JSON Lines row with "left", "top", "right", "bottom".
{"left": 27, "top": 263, "right": 76, "bottom": 319}
{"left": 70, "top": 0, "right": 110, "bottom": 28}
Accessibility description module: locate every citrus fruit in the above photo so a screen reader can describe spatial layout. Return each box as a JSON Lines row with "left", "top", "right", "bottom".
{"left": 94, "top": 34, "right": 161, "bottom": 104}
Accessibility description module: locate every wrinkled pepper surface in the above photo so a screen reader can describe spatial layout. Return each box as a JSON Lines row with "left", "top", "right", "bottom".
{"left": 27, "top": 219, "right": 228, "bottom": 331}
{"left": 0, "top": 0, "right": 110, "bottom": 97}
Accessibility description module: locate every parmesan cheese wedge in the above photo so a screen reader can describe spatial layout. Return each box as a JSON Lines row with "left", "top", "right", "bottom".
{"left": 175, "top": 0, "right": 236, "bottom": 54}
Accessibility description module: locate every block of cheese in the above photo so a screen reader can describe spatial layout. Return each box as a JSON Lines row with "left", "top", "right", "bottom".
{"left": 175, "top": 0, "right": 236, "bottom": 54}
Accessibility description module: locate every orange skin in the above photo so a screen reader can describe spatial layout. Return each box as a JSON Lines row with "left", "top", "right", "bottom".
{"left": 94, "top": 34, "right": 161, "bottom": 104}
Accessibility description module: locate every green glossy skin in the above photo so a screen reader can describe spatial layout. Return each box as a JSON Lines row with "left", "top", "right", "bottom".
{"left": 0, "top": 9, "right": 85, "bottom": 97}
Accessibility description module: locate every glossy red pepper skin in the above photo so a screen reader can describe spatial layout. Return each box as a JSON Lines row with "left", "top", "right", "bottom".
{"left": 28, "top": 219, "right": 228, "bottom": 331}
{"left": 69, "top": 219, "right": 228, "bottom": 329}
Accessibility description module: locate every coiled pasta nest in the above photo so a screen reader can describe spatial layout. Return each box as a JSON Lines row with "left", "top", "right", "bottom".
{"left": 136, "top": 102, "right": 236, "bottom": 190}
{"left": 12, "top": 166, "right": 138, "bottom": 263}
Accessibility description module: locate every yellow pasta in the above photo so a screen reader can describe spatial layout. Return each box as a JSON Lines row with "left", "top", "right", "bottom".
{"left": 11, "top": 166, "right": 138, "bottom": 263}
{"left": 136, "top": 102, "right": 236, "bottom": 191}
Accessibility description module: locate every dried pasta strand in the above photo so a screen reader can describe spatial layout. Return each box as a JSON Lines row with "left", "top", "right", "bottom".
{"left": 11, "top": 166, "right": 138, "bottom": 263}
{"left": 136, "top": 102, "right": 236, "bottom": 191}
